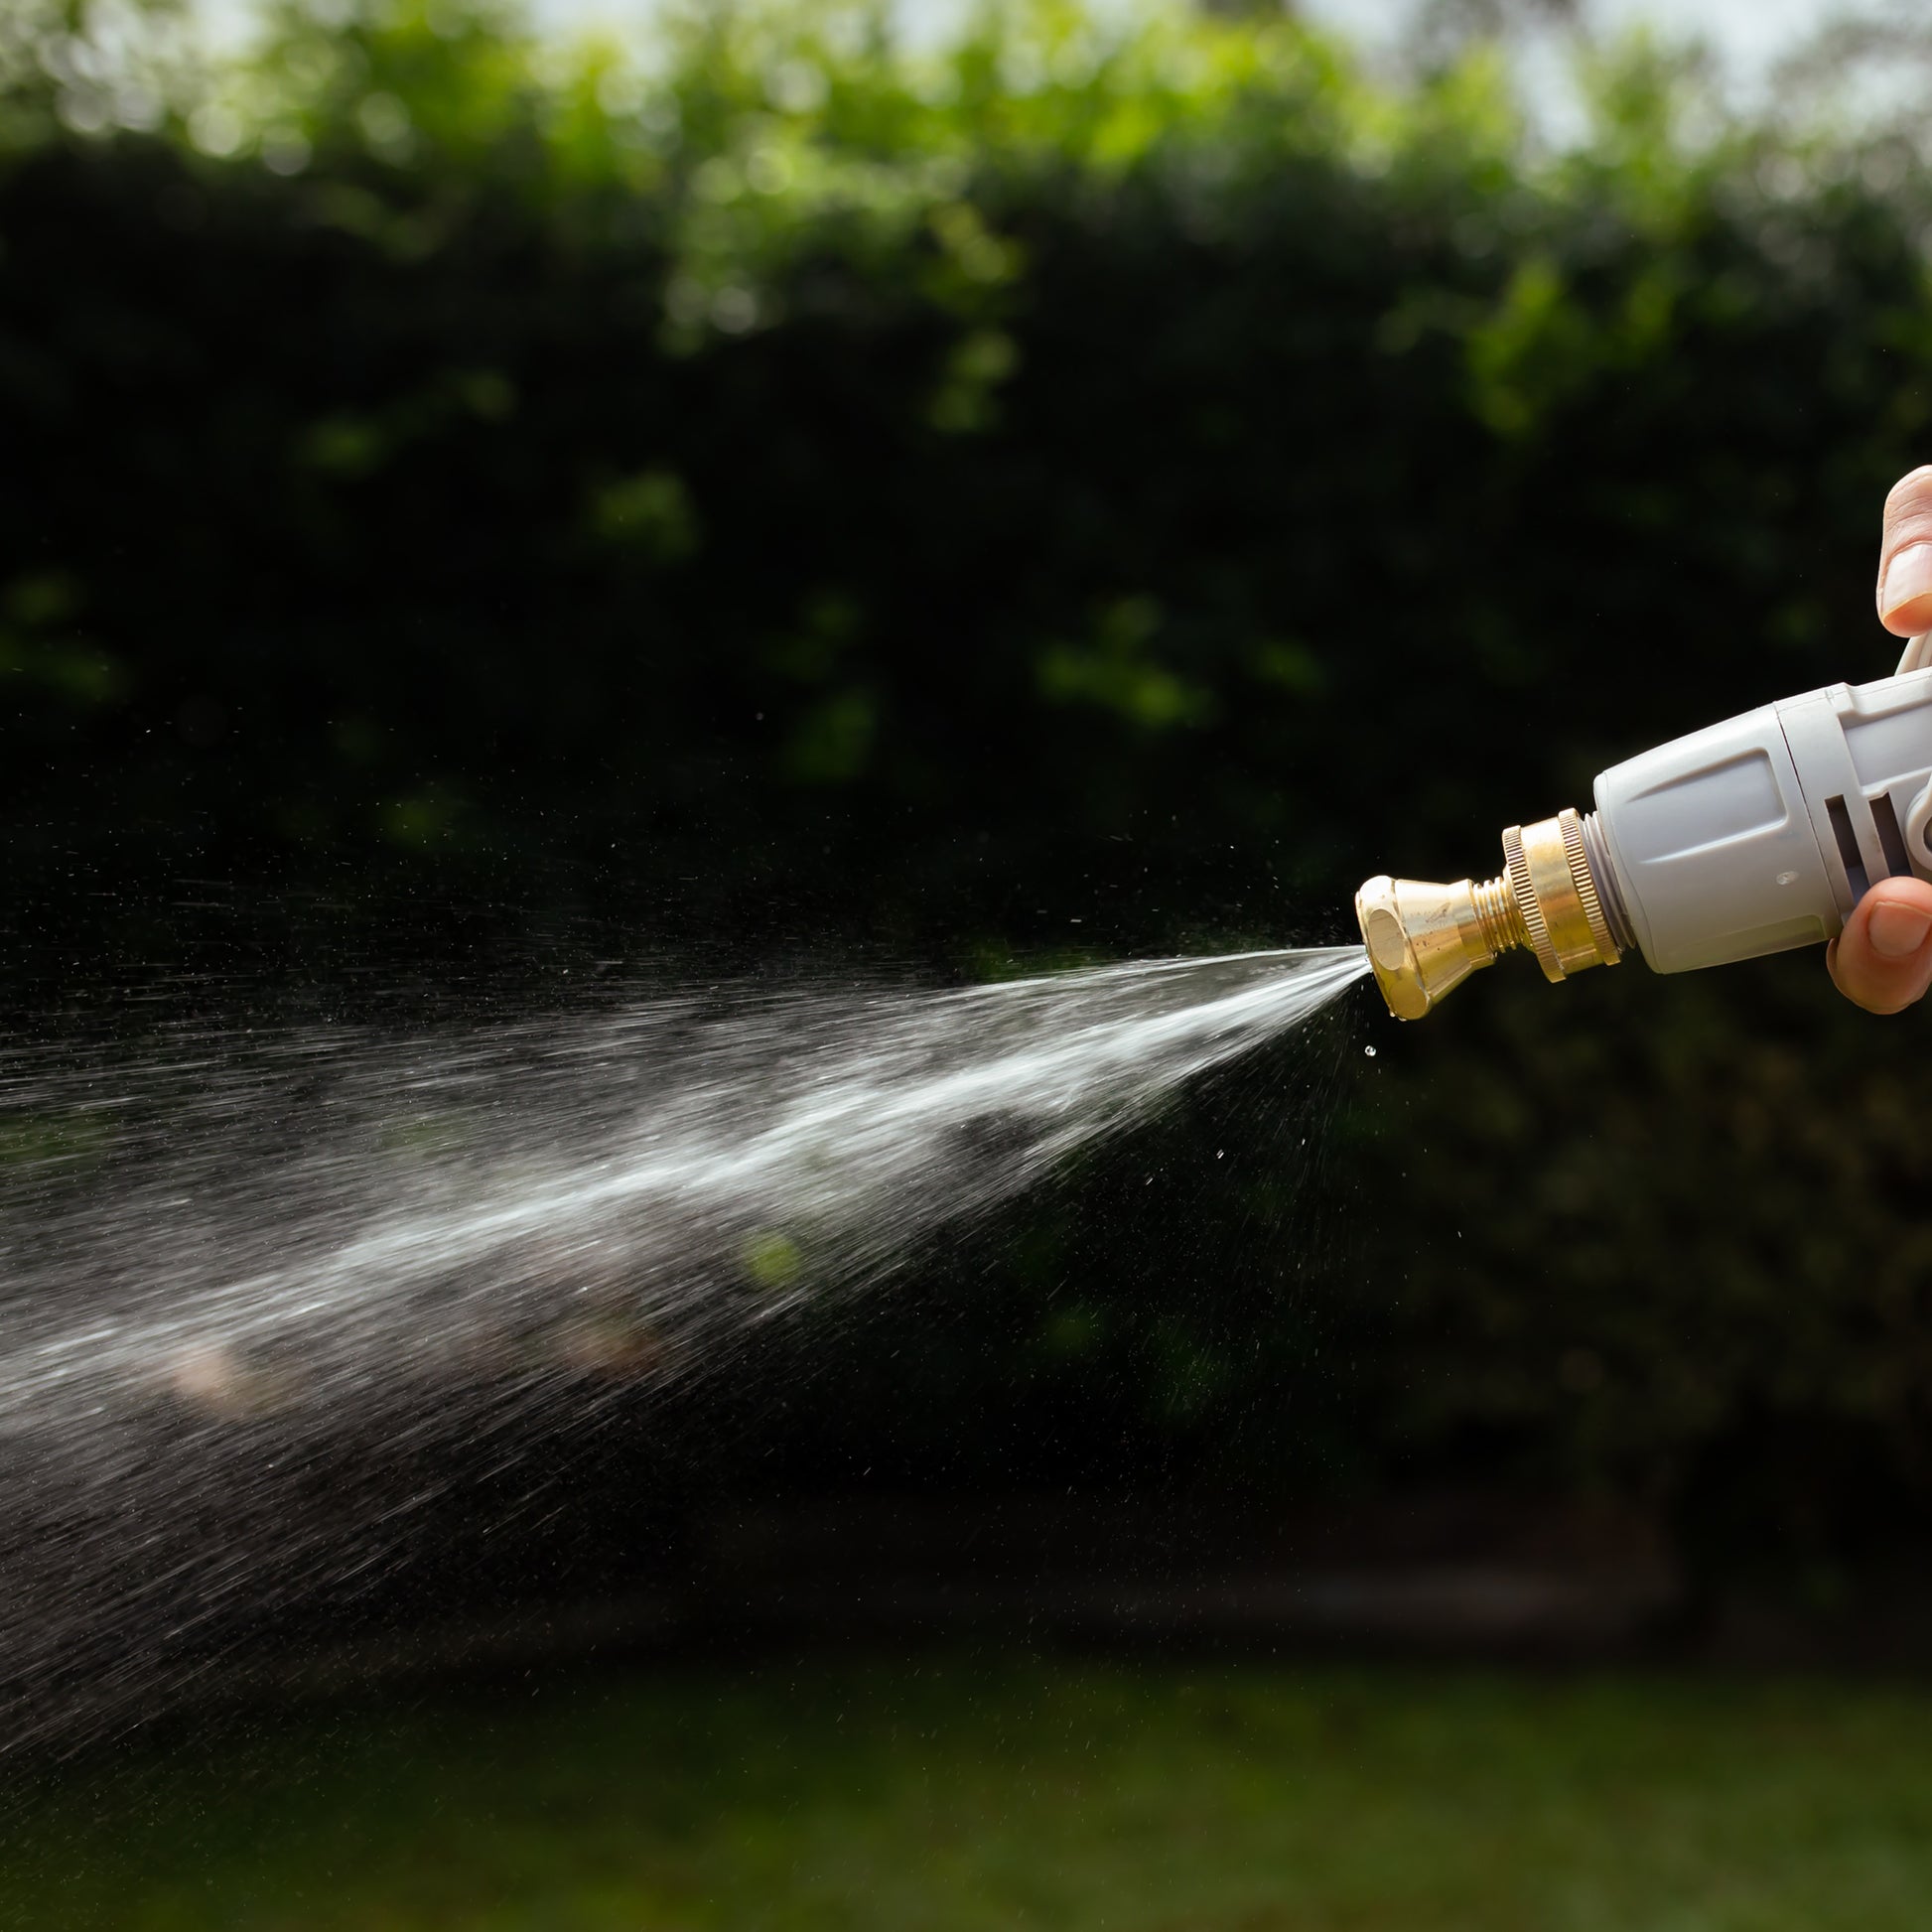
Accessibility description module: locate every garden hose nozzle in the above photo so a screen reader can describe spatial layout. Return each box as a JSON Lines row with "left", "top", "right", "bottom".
{"left": 1357, "top": 665, "right": 1932, "bottom": 1021}
{"left": 1355, "top": 809, "right": 1626, "bottom": 1021}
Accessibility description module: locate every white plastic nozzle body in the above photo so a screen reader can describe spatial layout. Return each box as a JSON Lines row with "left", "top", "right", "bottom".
{"left": 1590, "top": 666, "right": 1932, "bottom": 975}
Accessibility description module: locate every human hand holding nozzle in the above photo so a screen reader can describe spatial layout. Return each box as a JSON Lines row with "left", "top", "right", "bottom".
{"left": 1356, "top": 475, "right": 1932, "bottom": 1022}
{"left": 1830, "top": 470, "right": 1932, "bottom": 1014}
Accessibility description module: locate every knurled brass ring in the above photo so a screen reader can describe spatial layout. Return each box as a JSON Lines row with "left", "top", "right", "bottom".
{"left": 1502, "top": 824, "right": 1561, "bottom": 981}
{"left": 1560, "top": 807, "right": 1618, "bottom": 962}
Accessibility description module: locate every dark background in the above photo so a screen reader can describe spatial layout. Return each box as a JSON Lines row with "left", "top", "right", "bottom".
{"left": 5, "top": 0, "right": 1932, "bottom": 1642}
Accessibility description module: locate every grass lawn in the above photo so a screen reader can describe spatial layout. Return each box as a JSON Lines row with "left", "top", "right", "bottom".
{"left": 4, "top": 1653, "right": 1931, "bottom": 1930}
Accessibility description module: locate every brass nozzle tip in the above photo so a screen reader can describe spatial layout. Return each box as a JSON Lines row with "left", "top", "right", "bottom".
{"left": 1354, "top": 873, "right": 1513, "bottom": 1021}
{"left": 1356, "top": 809, "right": 1624, "bottom": 1022}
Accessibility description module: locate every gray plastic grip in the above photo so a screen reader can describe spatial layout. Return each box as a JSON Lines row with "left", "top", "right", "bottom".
{"left": 1591, "top": 667, "right": 1932, "bottom": 976}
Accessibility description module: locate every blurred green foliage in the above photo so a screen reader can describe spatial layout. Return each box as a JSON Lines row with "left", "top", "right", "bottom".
{"left": 5, "top": 0, "right": 1932, "bottom": 1566}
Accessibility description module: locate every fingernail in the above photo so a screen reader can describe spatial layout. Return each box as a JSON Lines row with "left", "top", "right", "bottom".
{"left": 1881, "top": 542, "right": 1932, "bottom": 625}
{"left": 1866, "top": 900, "right": 1932, "bottom": 959}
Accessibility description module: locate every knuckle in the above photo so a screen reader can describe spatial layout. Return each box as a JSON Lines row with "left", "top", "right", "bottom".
{"left": 1882, "top": 467, "right": 1932, "bottom": 551}
{"left": 1885, "top": 466, "right": 1932, "bottom": 513}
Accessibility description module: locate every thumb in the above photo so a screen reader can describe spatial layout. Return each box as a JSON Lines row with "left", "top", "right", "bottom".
{"left": 1877, "top": 467, "right": 1932, "bottom": 636}
{"left": 1828, "top": 879, "right": 1932, "bottom": 1015}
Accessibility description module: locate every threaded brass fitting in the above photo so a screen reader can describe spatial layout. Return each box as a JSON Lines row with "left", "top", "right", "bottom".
{"left": 1355, "top": 808, "right": 1627, "bottom": 1021}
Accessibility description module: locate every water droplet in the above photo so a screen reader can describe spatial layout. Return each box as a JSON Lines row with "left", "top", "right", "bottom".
{"left": 1364, "top": 1044, "right": 1378, "bottom": 1057}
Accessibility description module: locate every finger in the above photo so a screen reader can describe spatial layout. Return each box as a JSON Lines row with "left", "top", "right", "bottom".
{"left": 1827, "top": 877, "right": 1932, "bottom": 1015}
{"left": 1878, "top": 468, "right": 1932, "bottom": 635}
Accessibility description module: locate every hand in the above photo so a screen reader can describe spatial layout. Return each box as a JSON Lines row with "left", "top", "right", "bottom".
{"left": 1830, "top": 471, "right": 1932, "bottom": 1013}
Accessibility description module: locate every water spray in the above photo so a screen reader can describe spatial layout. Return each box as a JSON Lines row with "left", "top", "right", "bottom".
{"left": 0, "top": 948, "right": 1368, "bottom": 1753}
{"left": 1356, "top": 657, "right": 1932, "bottom": 1019}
